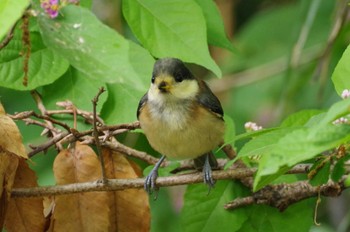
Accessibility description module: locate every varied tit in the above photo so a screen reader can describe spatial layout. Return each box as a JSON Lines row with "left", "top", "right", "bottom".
{"left": 137, "top": 57, "right": 225, "bottom": 195}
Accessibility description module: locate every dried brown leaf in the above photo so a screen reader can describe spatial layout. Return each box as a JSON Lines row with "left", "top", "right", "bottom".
{"left": 50, "top": 142, "right": 111, "bottom": 232}
{"left": 103, "top": 148, "right": 150, "bottom": 232}
{"left": 0, "top": 152, "right": 18, "bottom": 228}
{"left": 4, "top": 159, "right": 46, "bottom": 232}
{"left": 0, "top": 103, "right": 27, "bottom": 159}
{"left": 0, "top": 103, "right": 27, "bottom": 228}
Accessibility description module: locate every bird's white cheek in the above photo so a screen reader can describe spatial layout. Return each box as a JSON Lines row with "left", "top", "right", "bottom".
{"left": 171, "top": 80, "right": 199, "bottom": 99}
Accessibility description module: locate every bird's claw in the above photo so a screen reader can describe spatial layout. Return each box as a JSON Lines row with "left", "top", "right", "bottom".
{"left": 144, "top": 155, "right": 166, "bottom": 200}
{"left": 144, "top": 168, "right": 159, "bottom": 199}
{"left": 203, "top": 154, "right": 215, "bottom": 194}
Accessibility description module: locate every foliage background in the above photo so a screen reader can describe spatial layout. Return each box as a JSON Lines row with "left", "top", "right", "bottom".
{"left": 1, "top": 0, "right": 350, "bottom": 231}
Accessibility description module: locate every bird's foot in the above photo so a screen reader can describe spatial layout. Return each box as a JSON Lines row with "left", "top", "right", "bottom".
{"left": 144, "top": 155, "right": 166, "bottom": 200}
{"left": 203, "top": 154, "right": 215, "bottom": 194}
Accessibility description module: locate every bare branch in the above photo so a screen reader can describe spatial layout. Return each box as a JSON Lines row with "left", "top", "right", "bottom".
{"left": 11, "top": 168, "right": 257, "bottom": 198}
{"left": 92, "top": 87, "right": 107, "bottom": 181}
{"left": 11, "top": 165, "right": 315, "bottom": 198}
{"left": 224, "top": 179, "right": 346, "bottom": 211}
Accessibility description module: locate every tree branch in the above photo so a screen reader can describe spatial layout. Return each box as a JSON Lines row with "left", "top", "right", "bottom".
{"left": 11, "top": 165, "right": 314, "bottom": 198}
{"left": 224, "top": 179, "right": 347, "bottom": 211}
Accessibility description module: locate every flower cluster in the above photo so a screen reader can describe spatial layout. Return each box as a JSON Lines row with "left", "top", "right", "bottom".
{"left": 333, "top": 117, "right": 349, "bottom": 125}
{"left": 341, "top": 89, "right": 350, "bottom": 99}
{"left": 40, "top": 0, "right": 59, "bottom": 18}
{"left": 40, "top": 0, "right": 79, "bottom": 19}
{"left": 244, "top": 121, "right": 263, "bottom": 132}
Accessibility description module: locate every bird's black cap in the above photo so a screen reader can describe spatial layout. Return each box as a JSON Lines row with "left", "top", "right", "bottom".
{"left": 152, "top": 58, "right": 194, "bottom": 83}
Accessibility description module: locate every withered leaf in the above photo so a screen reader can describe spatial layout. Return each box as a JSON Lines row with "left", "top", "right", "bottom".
{"left": 0, "top": 153, "right": 18, "bottom": 229}
{"left": 103, "top": 148, "right": 150, "bottom": 232}
{"left": 50, "top": 142, "right": 111, "bottom": 232}
{"left": 0, "top": 104, "right": 27, "bottom": 159}
{"left": 0, "top": 103, "right": 26, "bottom": 228}
{"left": 4, "top": 159, "right": 46, "bottom": 232}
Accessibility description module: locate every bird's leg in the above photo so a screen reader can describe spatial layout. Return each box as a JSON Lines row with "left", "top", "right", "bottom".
{"left": 194, "top": 153, "right": 217, "bottom": 193}
{"left": 203, "top": 153, "right": 216, "bottom": 192}
{"left": 144, "top": 155, "right": 166, "bottom": 199}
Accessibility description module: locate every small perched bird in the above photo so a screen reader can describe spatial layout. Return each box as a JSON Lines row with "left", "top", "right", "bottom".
{"left": 137, "top": 57, "right": 225, "bottom": 195}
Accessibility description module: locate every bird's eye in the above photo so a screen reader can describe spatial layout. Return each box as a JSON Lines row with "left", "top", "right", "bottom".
{"left": 174, "top": 73, "right": 183, "bottom": 83}
{"left": 151, "top": 75, "right": 155, "bottom": 83}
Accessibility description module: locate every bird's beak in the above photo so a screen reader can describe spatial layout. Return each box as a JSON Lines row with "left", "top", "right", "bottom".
{"left": 158, "top": 80, "right": 171, "bottom": 93}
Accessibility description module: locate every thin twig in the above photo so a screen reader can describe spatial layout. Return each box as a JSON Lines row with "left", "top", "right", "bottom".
{"left": 0, "top": 23, "right": 17, "bottom": 50}
{"left": 102, "top": 140, "right": 158, "bottom": 165}
{"left": 31, "top": 91, "right": 63, "bottom": 151}
{"left": 92, "top": 87, "right": 107, "bottom": 182}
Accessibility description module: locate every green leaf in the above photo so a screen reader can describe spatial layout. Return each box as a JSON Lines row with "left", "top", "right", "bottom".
{"left": 275, "top": 125, "right": 350, "bottom": 167}
{"left": 254, "top": 155, "right": 290, "bottom": 191}
{"left": 345, "top": 175, "right": 350, "bottom": 187}
{"left": 280, "top": 109, "right": 323, "bottom": 127}
{"left": 181, "top": 181, "right": 248, "bottom": 232}
{"left": 254, "top": 124, "right": 350, "bottom": 189}
{"left": 309, "top": 160, "right": 331, "bottom": 186}
{"left": 194, "top": 0, "right": 235, "bottom": 52}
{"left": 0, "top": 29, "right": 69, "bottom": 90}
{"left": 42, "top": 67, "right": 107, "bottom": 112}
{"left": 239, "top": 199, "right": 314, "bottom": 232}
{"left": 317, "top": 98, "right": 350, "bottom": 126}
{"left": 122, "top": 0, "right": 221, "bottom": 77}
{"left": 223, "top": 114, "right": 235, "bottom": 146}
{"left": 0, "top": 0, "right": 29, "bottom": 40}
{"left": 331, "top": 156, "right": 349, "bottom": 182}
{"left": 101, "top": 83, "right": 145, "bottom": 124}
{"left": 37, "top": 5, "right": 153, "bottom": 89}
{"left": 332, "top": 44, "right": 350, "bottom": 96}
{"left": 237, "top": 127, "right": 298, "bottom": 159}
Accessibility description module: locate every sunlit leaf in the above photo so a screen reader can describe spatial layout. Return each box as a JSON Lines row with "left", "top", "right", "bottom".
{"left": 0, "top": 0, "right": 29, "bottom": 40}
{"left": 0, "top": 29, "right": 69, "bottom": 90}
{"left": 194, "top": 0, "right": 235, "bottom": 52}
{"left": 38, "top": 5, "right": 153, "bottom": 90}
{"left": 122, "top": 0, "right": 221, "bottom": 77}
{"left": 181, "top": 181, "right": 248, "bottom": 232}
{"left": 332, "top": 44, "right": 350, "bottom": 96}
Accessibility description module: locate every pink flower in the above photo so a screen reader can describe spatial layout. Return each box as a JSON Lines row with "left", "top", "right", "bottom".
{"left": 40, "top": 0, "right": 59, "bottom": 18}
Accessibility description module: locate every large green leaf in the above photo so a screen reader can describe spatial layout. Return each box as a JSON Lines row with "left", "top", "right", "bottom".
{"left": 0, "top": 0, "right": 29, "bottom": 40}
{"left": 239, "top": 199, "right": 314, "bottom": 232}
{"left": 332, "top": 44, "right": 350, "bottom": 96}
{"left": 181, "top": 181, "right": 248, "bottom": 232}
{"left": 280, "top": 109, "right": 323, "bottom": 127}
{"left": 254, "top": 124, "right": 350, "bottom": 190}
{"left": 37, "top": 5, "right": 153, "bottom": 90}
{"left": 194, "top": 0, "right": 235, "bottom": 52}
{"left": 122, "top": 0, "right": 221, "bottom": 77}
{"left": 237, "top": 127, "right": 298, "bottom": 159}
{"left": 317, "top": 97, "right": 350, "bottom": 126}
{"left": 0, "top": 29, "right": 69, "bottom": 90}
{"left": 101, "top": 83, "right": 145, "bottom": 124}
{"left": 42, "top": 67, "right": 107, "bottom": 112}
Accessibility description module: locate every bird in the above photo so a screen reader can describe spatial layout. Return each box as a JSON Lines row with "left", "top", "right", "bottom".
{"left": 137, "top": 57, "right": 225, "bottom": 195}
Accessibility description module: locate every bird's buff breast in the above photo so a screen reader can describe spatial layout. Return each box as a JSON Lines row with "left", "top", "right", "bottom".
{"left": 139, "top": 103, "right": 225, "bottom": 160}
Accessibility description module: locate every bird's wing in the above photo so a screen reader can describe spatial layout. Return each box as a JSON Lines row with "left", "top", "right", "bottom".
{"left": 137, "top": 93, "right": 148, "bottom": 118}
{"left": 197, "top": 80, "right": 224, "bottom": 118}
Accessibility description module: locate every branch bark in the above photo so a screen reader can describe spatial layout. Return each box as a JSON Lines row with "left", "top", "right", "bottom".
{"left": 11, "top": 165, "right": 314, "bottom": 198}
